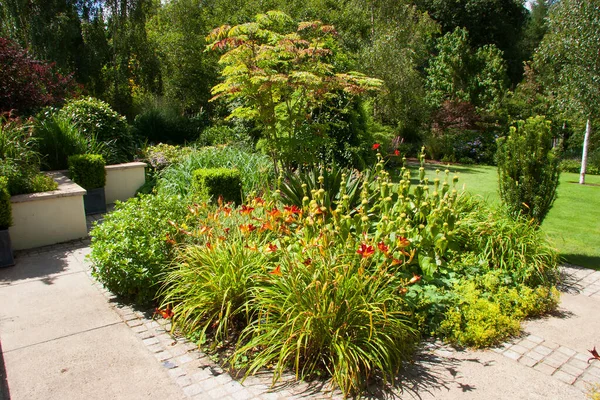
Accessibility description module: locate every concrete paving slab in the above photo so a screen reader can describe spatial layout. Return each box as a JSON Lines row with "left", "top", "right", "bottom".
{"left": 398, "top": 346, "right": 585, "bottom": 400}
{"left": 0, "top": 270, "right": 121, "bottom": 352}
{"left": 524, "top": 293, "right": 600, "bottom": 356}
{"left": 3, "top": 323, "right": 185, "bottom": 400}
{"left": 0, "top": 249, "right": 84, "bottom": 287}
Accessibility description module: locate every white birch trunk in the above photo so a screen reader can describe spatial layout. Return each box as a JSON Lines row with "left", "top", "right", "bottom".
{"left": 579, "top": 118, "right": 591, "bottom": 184}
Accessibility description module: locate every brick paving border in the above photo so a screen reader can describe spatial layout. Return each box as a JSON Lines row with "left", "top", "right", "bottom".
{"left": 88, "top": 277, "right": 343, "bottom": 400}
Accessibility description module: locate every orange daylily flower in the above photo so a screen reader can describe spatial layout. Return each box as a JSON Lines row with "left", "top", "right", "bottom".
{"left": 270, "top": 265, "right": 282, "bottom": 276}
{"left": 239, "top": 224, "right": 257, "bottom": 233}
{"left": 357, "top": 243, "right": 375, "bottom": 258}
{"left": 240, "top": 205, "right": 255, "bottom": 215}
{"left": 283, "top": 205, "right": 302, "bottom": 215}
{"left": 155, "top": 306, "right": 174, "bottom": 319}
{"left": 397, "top": 237, "right": 411, "bottom": 248}
{"left": 377, "top": 241, "right": 389, "bottom": 253}
{"left": 408, "top": 274, "right": 421, "bottom": 285}
{"left": 266, "top": 208, "right": 282, "bottom": 218}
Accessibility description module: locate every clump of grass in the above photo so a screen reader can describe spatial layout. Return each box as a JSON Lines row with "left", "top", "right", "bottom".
{"left": 455, "top": 196, "right": 560, "bottom": 286}
{"left": 161, "top": 240, "right": 267, "bottom": 344}
{"left": 157, "top": 146, "right": 274, "bottom": 198}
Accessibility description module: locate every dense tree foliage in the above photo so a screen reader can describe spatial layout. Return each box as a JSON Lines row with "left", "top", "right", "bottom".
{"left": 414, "top": 0, "right": 528, "bottom": 85}
{"left": 0, "top": 37, "right": 76, "bottom": 113}
{"left": 536, "top": 0, "right": 600, "bottom": 183}
{"left": 0, "top": 0, "right": 594, "bottom": 167}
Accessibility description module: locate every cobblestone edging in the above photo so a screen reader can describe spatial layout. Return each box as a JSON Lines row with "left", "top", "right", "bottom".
{"left": 87, "top": 276, "right": 342, "bottom": 400}
{"left": 491, "top": 265, "right": 600, "bottom": 393}
{"left": 493, "top": 334, "right": 600, "bottom": 391}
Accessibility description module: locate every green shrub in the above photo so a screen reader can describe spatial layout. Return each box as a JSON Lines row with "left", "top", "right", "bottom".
{"left": 191, "top": 168, "right": 242, "bottom": 205}
{"left": 157, "top": 146, "right": 273, "bottom": 199}
{"left": 89, "top": 194, "right": 189, "bottom": 304}
{"left": 60, "top": 97, "right": 136, "bottom": 163}
{"left": 496, "top": 116, "right": 560, "bottom": 224}
{"left": 0, "top": 117, "right": 58, "bottom": 195}
{"left": 68, "top": 154, "right": 106, "bottom": 190}
{"left": 198, "top": 125, "right": 250, "bottom": 147}
{"left": 560, "top": 158, "right": 600, "bottom": 175}
{"left": 142, "top": 143, "right": 194, "bottom": 171}
{"left": 34, "top": 110, "right": 112, "bottom": 170}
{"left": 455, "top": 197, "right": 560, "bottom": 286}
{"left": 132, "top": 107, "right": 202, "bottom": 144}
{"left": 438, "top": 272, "right": 559, "bottom": 348}
{"left": 0, "top": 176, "right": 11, "bottom": 230}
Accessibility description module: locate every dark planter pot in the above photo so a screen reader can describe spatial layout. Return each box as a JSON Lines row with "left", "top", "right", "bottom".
{"left": 0, "top": 229, "right": 14, "bottom": 268}
{"left": 84, "top": 187, "right": 107, "bottom": 215}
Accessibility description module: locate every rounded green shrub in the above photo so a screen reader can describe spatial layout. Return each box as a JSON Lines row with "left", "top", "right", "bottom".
{"left": 68, "top": 154, "right": 106, "bottom": 190}
{"left": 89, "top": 194, "right": 189, "bottom": 304}
{"left": 0, "top": 176, "right": 12, "bottom": 230}
{"left": 60, "top": 97, "right": 136, "bottom": 163}
{"left": 496, "top": 116, "right": 560, "bottom": 224}
{"left": 191, "top": 168, "right": 242, "bottom": 205}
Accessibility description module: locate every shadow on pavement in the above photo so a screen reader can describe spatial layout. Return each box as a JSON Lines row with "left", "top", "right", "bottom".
{"left": 0, "top": 247, "right": 80, "bottom": 286}
{"left": 0, "top": 340, "right": 10, "bottom": 400}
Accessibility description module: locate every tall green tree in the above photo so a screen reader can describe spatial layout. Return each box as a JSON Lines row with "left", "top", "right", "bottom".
{"left": 414, "top": 0, "right": 528, "bottom": 85}
{"left": 536, "top": 0, "right": 600, "bottom": 184}
{"left": 425, "top": 28, "right": 508, "bottom": 112}
{"left": 146, "top": 0, "right": 218, "bottom": 114}
{"left": 357, "top": 2, "right": 439, "bottom": 143}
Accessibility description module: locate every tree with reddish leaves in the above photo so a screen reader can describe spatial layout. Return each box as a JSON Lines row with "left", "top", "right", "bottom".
{"left": 0, "top": 37, "right": 77, "bottom": 115}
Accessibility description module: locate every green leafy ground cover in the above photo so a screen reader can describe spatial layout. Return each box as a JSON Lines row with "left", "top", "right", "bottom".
{"left": 405, "top": 162, "right": 600, "bottom": 269}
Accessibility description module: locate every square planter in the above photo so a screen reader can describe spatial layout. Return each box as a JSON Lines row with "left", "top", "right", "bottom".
{"left": 0, "top": 229, "right": 15, "bottom": 268}
{"left": 84, "top": 187, "right": 107, "bottom": 215}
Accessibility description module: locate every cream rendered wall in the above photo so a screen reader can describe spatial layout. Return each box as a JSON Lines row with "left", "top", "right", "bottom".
{"left": 105, "top": 162, "right": 147, "bottom": 204}
{"left": 9, "top": 173, "right": 88, "bottom": 250}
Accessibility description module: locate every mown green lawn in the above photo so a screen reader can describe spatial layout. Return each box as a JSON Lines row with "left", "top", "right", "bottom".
{"left": 402, "top": 162, "right": 600, "bottom": 269}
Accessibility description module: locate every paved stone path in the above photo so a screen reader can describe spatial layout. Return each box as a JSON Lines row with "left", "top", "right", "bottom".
{"left": 0, "top": 214, "right": 599, "bottom": 399}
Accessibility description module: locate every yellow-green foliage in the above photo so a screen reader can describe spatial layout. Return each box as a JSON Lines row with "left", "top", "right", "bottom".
{"left": 439, "top": 271, "right": 559, "bottom": 348}
{"left": 587, "top": 383, "right": 600, "bottom": 400}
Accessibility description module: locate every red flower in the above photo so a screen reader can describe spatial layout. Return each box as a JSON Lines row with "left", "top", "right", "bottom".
{"left": 377, "top": 241, "right": 389, "bottom": 254}
{"left": 372, "top": 143, "right": 380, "bottom": 150}
{"left": 397, "top": 237, "right": 411, "bottom": 248}
{"left": 284, "top": 205, "right": 302, "bottom": 215}
{"left": 266, "top": 243, "right": 278, "bottom": 253}
{"left": 394, "top": 149, "right": 400, "bottom": 156}
{"left": 270, "top": 265, "right": 282, "bottom": 276}
{"left": 155, "top": 306, "right": 174, "bottom": 319}
{"left": 267, "top": 208, "right": 281, "bottom": 218}
{"left": 357, "top": 243, "right": 375, "bottom": 258}
{"left": 240, "top": 205, "right": 255, "bottom": 215}
{"left": 253, "top": 197, "right": 265, "bottom": 205}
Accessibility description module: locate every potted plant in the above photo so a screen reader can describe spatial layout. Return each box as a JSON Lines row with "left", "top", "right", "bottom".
{"left": 68, "top": 154, "right": 107, "bottom": 214}
{"left": 0, "top": 176, "right": 14, "bottom": 267}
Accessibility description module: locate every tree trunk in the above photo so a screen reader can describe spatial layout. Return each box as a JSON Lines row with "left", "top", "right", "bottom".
{"left": 579, "top": 118, "right": 591, "bottom": 184}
